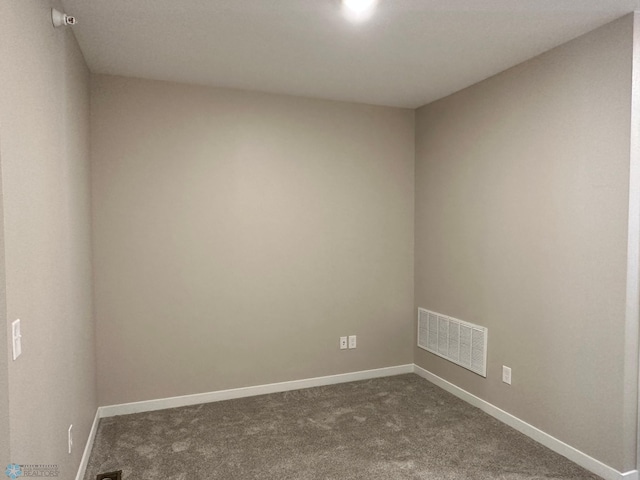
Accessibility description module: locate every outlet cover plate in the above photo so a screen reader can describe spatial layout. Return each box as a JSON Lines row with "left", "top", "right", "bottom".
{"left": 339, "top": 337, "right": 348, "bottom": 350}
{"left": 348, "top": 335, "right": 357, "bottom": 349}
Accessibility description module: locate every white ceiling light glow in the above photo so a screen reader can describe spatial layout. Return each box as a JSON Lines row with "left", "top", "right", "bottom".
{"left": 342, "top": 0, "right": 378, "bottom": 21}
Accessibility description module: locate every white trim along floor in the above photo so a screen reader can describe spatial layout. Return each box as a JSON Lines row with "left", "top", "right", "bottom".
{"left": 76, "top": 364, "right": 638, "bottom": 480}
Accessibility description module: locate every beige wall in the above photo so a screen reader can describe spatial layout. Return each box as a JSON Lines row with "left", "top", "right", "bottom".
{"left": 91, "top": 75, "right": 415, "bottom": 406}
{"left": 414, "top": 15, "right": 634, "bottom": 472}
{"left": 0, "top": 1, "right": 96, "bottom": 478}
{"left": 0, "top": 142, "right": 9, "bottom": 467}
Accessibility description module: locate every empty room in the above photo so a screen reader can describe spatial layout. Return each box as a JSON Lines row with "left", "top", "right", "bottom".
{"left": 1, "top": 0, "right": 640, "bottom": 479}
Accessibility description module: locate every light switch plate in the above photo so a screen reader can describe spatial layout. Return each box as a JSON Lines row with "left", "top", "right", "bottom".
{"left": 11, "top": 319, "right": 21, "bottom": 360}
{"left": 502, "top": 365, "right": 512, "bottom": 385}
{"left": 348, "top": 335, "right": 357, "bottom": 349}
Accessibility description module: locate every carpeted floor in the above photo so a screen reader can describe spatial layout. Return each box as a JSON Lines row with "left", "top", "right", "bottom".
{"left": 84, "top": 374, "right": 602, "bottom": 479}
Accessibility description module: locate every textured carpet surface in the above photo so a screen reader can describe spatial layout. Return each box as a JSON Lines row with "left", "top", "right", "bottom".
{"left": 84, "top": 374, "right": 602, "bottom": 479}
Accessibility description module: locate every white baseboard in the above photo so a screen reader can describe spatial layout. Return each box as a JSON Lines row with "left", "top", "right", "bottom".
{"left": 99, "top": 364, "right": 415, "bottom": 417}
{"left": 413, "top": 365, "right": 638, "bottom": 480}
{"left": 79, "top": 364, "right": 637, "bottom": 480}
{"left": 78, "top": 365, "right": 411, "bottom": 478}
{"left": 75, "top": 408, "right": 100, "bottom": 480}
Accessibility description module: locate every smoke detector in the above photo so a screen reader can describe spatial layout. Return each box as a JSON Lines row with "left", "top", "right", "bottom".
{"left": 52, "top": 8, "right": 77, "bottom": 28}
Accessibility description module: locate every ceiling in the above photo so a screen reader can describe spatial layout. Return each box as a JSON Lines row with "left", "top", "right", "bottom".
{"left": 60, "top": 0, "right": 639, "bottom": 108}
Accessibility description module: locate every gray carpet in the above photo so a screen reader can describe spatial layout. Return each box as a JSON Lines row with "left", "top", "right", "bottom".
{"left": 84, "top": 374, "right": 601, "bottom": 479}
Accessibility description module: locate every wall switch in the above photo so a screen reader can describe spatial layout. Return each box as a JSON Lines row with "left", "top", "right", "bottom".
{"left": 502, "top": 366, "right": 512, "bottom": 385}
{"left": 68, "top": 425, "right": 73, "bottom": 454}
{"left": 348, "top": 335, "right": 357, "bottom": 349}
{"left": 339, "top": 336, "right": 348, "bottom": 350}
{"left": 11, "top": 319, "right": 22, "bottom": 360}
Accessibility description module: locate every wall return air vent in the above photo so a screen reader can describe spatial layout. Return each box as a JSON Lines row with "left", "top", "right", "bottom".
{"left": 418, "top": 308, "right": 487, "bottom": 377}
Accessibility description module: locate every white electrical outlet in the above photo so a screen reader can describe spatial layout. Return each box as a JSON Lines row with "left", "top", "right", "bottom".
{"left": 502, "top": 366, "right": 512, "bottom": 385}
{"left": 339, "top": 336, "right": 348, "bottom": 350}
{"left": 348, "top": 335, "right": 357, "bottom": 349}
{"left": 11, "top": 319, "right": 22, "bottom": 360}
{"left": 68, "top": 425, "right": 73, "bottom": 454}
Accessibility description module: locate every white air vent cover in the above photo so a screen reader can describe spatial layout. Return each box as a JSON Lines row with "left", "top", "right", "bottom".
{"left": 418, "top": 308, "right": 487, "bottom": 377}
